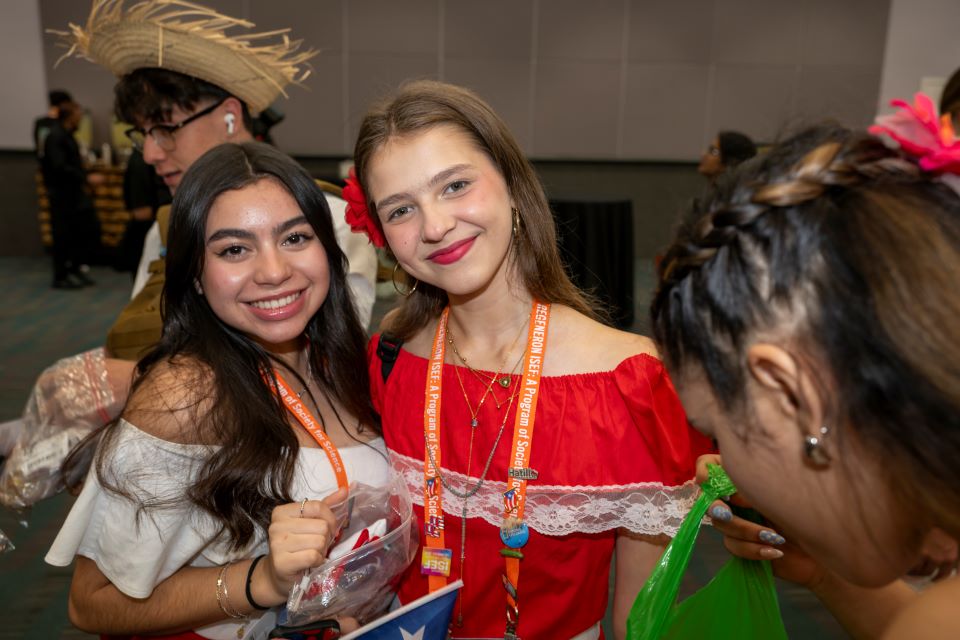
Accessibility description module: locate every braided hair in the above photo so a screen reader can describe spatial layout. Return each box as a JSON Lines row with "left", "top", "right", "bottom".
{"left": 652, "top": 123, "right": 960, "bottom": 532}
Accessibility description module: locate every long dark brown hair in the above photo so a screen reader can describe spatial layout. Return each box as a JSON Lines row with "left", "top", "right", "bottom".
{"left": 652, "top": 123, "right": 960, "bottom": 535}
{"left": 68, "top": 142, "right": 378, "bottom": 549}
{"left": 353, "top": 79, "right": 599, "bottom": 338}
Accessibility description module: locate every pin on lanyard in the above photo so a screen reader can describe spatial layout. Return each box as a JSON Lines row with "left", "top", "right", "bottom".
{"left": 269, "top": 370, "right": 349, "bottom": 490}
{"left": 499, "top": 302, "right": 549, "bottom": 640}
{"left": 421, "top": 303, "right": 551, "bottom": 640}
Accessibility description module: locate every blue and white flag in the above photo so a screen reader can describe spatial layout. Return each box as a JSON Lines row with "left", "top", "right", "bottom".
{"left": 341, "top": 580, "right": 463, "bottom": 640}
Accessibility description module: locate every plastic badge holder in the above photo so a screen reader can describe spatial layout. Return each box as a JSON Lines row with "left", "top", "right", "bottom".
{"left": 626, "top": 464, "right": 789, "bottom": 640}
{"left": 285, "top": 476, "right": 418, "bottom": 626}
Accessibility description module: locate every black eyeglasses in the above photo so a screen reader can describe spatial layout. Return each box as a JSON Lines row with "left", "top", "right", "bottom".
{"left": 125, "top": 98, "right": 226, "bottom": 152}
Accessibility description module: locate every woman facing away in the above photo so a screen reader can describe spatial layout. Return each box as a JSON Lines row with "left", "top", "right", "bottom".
{"left": 345, "top": 80, "right": 712, "bottom": 639}
{"left": 46, "top": 142, "right": 390, "bottom": 639}
{"left": 651, "top": 122, "right": 960, "bottom": 639}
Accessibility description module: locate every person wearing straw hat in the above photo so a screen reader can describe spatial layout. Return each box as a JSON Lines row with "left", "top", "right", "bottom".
{"left": 0, "top": 0, "right": 379, "bottom": 504}
{"left": 45, "top": 0, "right": 377, "bottom": 329}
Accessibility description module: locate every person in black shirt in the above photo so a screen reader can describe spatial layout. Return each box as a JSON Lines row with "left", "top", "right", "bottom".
{"left": 41, "top": 101, "right": 103, "bottom": 289}
{"left": 116, "top": 149, "right": 170, "bottom": 275}
{"left": 34, "top": 90, "right": 73, "bottom": 160}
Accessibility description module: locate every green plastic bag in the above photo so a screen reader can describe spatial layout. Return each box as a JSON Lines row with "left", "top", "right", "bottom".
{"left": 626, "top": 464, "right": 789, "bottom": 640}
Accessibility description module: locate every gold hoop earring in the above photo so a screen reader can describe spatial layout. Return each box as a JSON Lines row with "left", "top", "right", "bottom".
{"left": 511, "top": 207, "right": 521, "bottom": 238}
{"left": 392, "top": 262, "right": 419, "bottom": 297}
{"left": 803, "top": 425, "right": 831, "bottom": 466}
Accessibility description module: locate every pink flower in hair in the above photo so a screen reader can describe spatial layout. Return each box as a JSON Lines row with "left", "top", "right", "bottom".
{"left": 869, "top": 92, "right": 960, "bottom": 174}
{"left": 342, "top": 166, "right": 386, "bottom": 248}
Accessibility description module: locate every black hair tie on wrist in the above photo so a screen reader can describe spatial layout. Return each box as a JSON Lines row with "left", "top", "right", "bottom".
{"left": 245, "top": 554, "right": 270, "bottom": 611}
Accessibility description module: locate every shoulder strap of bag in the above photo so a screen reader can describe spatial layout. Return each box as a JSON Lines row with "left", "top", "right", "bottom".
{"left": 377, "top": 333, "right": 403, "bottom": 383}
{"left": 156, "top": 204, "right": 171, "bottom": 247}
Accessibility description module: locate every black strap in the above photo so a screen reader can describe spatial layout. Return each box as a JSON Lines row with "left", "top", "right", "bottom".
{"left": 377, "top": 333, "right": 403, "bottom": 383}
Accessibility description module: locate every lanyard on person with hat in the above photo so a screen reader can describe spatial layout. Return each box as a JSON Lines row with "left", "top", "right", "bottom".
{"left": 422, "top": 302, "right": 550, "bottom": 639}
{"left": 269, "top": 370, "right": 348, "bottom": 489}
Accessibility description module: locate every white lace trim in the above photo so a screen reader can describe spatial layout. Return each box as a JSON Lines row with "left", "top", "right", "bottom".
{"left": 389, "top": 451, "right": 698, "bottom": 537}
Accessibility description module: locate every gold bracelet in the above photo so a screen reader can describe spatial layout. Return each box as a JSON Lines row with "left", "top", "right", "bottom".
{"left": 215, "top": 563, "right": 248, "bottom": 620}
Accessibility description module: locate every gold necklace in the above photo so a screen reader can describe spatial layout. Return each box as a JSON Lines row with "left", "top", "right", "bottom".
{"left": 447, "top": 314, "right": 527, "bottom": 407}
{"left": 430, "top": 308, "right": 531, "bottom": 628}
{"left": 426, "top": 375, "right": 521, "bottom": 628}
{"left": 452, "top": 363, "right": 493, "bottom": 429}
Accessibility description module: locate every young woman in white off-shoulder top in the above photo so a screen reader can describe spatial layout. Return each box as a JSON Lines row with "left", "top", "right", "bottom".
{"left": 46, "top": 142, "right": 390, "bottom": 640}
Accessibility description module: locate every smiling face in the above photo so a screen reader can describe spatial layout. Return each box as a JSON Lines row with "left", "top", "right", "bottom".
{"left": 364, "top": 125, "right": 517, "bottom": 302}
{"left": 199, "top": 177, "right": 329, "bottom": 356}
{"left": 674, "top": 358, "right": 926, "bottom": 588}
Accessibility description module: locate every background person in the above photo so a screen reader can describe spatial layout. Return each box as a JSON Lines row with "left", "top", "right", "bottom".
{"left": 41, "top": 98, "right": 103, "bottom": 289}
{"left": 697, "top": 130, "right": 758, "bottom": 180}
{"left": 34, "top": 89, "right": 74, "bottom": 160}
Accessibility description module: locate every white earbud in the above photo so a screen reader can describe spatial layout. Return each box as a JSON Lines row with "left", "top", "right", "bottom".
{"left": 224, "top": 113, "right": 236, "bottom": 135}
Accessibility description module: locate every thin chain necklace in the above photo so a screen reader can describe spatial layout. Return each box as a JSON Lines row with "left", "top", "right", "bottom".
{"left": 424, "top": 373, "right": 518, "bottom": 500}
{"left": 450, "top": 352, "right": 522, "bottom": 426}
{"left": 459, "top": 349, "right": 526, "bottom": 408}
{"left": 447, "top": 314, "right": 527, "bottom": 408}
{"left": 425, "top": 372, "right": 521, "bottom": 628}
{"left": 294, "top": 360, "right": 312, "bottom": 399}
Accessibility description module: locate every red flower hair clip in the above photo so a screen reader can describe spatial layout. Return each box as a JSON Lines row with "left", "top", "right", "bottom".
{"left": 342, "top": 166, "right": 386, "bottom": 248}
{"left": 870, "top": 92, "right": 960, "bottom": 175}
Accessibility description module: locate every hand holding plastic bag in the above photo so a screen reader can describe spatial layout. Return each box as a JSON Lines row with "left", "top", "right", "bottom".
{"left": 626, "top": 463, "right": 789, "bottom": 640}
{"left": 284, "top": 476, "right": 418, "bottom": 627}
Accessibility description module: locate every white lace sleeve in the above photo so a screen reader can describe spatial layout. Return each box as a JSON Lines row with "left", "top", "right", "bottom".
{"left": 390, "top": 450, "right": 699, "bottom": 537}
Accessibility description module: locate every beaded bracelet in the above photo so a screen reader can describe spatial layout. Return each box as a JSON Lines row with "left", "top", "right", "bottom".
{"left": 245, "top": 555, "right": 270, "bottom": 611}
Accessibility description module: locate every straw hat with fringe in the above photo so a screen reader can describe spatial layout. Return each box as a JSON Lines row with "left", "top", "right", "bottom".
{"left": 49, "top": 0, "right": 316, "bottom": 114}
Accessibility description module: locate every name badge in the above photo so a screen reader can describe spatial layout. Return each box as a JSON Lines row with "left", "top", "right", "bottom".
{"left": 420, "top": 547, "right": 452, "bottom": 577}
{"left": 507, "top": 467, "right": 538, "bottom": 480}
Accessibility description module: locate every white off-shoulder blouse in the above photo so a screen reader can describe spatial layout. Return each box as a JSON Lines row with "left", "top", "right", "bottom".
{"left": 46, "top": 419, "right": 390, "bottom": 639}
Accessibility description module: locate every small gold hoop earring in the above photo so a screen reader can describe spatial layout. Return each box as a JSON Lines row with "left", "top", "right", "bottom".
{"left": 511, "top": 207, "right": 521, "bottom": 238}
{"left": 392, "top": 262, "right": 419, "bottom": 297}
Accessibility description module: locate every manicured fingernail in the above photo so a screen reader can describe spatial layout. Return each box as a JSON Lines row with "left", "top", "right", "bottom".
{"left": 759, "top": 547, "right": 784, "bottom": 560}
{"left": 709, "top": 504, "right": 732, "bottom": 522}
{"left": 759, "top": 530, "right": 786, "bottom": 545}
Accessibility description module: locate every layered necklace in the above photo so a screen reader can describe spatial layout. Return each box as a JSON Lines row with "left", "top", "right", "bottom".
{"left": 436, "top": 316, "right": 527, "bottom": 627}
{"left": 448, "top": 321, "right": 526, "bottom": 394}
{"left": 447, "top": 317, "right": 527, "bottom": 427}
{"left": 421, "top": 302, "right": 551, "bottom": 639}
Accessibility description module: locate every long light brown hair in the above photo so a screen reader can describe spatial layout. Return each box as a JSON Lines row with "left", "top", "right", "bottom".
{"left": 353, "top": 79, "right": 599, "bottom": 339}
